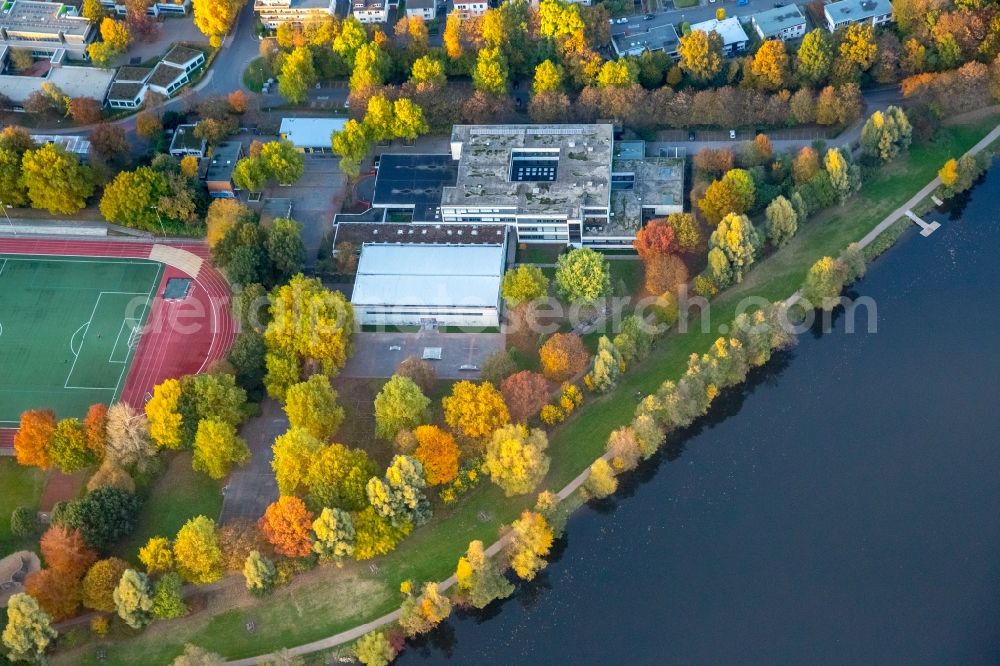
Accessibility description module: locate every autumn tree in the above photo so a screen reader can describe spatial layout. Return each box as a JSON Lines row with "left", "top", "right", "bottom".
{"left": 750, "top": 39, "right": 790, "bottom": 90}
{"left": 68, "top": 96, "right": 103, "bottom": 124}
{"left": 860, "top": 106, "right": 912, "bottom": 163}
{"left": 455, "top": 539, "right": 513, "bottom": 609}
{"left": 2, "top": 594, "right": 57, "bottom": 663}
{"left": 837, "top": 23, "right": 878, "bottom": 77}
{"left": 796, "top": 28, "right": 833, "bottom": 85}
{"left": 305, "top": 442, "right": 376, "bottom": 511}
{"left": 500, "top": 371, "right": 550, "bottom": 423}
{"left": 588, "top": 336, "right": 623, "bottom": 393}
{"left": 644, "top": 253, "right": 689, "bottom": 296}
{"left": 501, "top": 264, "right": 549, "bottom": 305}
{"left": 20, "top": 142, "right": 94, "bottom": 214}
{"left": 81, "top": 557, "right": 128, "bottom": 612}
{"left": 506, "top": 510, "right": 553, "bottom": 580}
{"left": 206, "top": 198, "right": 253, "bottom": 248}
{"left": 678, "top": 29, "right": 723, "bottom": 83}
{"left": 583, "top": 458, "right": 618, "bottom": 500}
{"left": 311, "top": 507, "right": 355, "bottom": 564}
{"left": 192, "top": 419, "right": 249, "bottom": 480}
{"left": 48, "top": 418, "right": 93, "bottom": 473}
{"left": 613, "top": 315, "right": 653, "bottom": 365}
{"left": 539, "top": 333, "right": 589, "bottom": 382}
{"left": 554, "top": 248, "right": 610, "bottom": 305}
{"left": 399, "top": 581, "right": 451, "bottom": 637}
{"left": 473, "top": 47, "right": 508, "bottom": 95}
{"left": 765, "top": 195, "right": 798, "bottom": 247}
{"left": 352, "top": 506, "right": 412, "bottom": 560}
{"left": 192, "top": 0, "right": 241, "bottom": 46}
{"left": 135, "top": 111, "right": 163, "bottom": 139}
{"left": 665, "top": 212, "right": 703, "bottom": 254}
{"left": 411, "top": 54, "right": 446, "bottom": 89}
{"left": 792, "top": 145, "right": 821, "bottom": 184}
{"left": 173, "top": 516, "right": 224, "bottom": 584}
{"left": 394, "top": 357, "right": 437, "bottom": 394}
{"left": 412, "top": 425, "right": 460, "bottom": 486}
{"left": 484, "top": 424, "right": 550, "bottom": 496}
{"left": 243, "top": 550, "right": 276, "bottom": 596}
{"left": 533, "top": 59, "right": 564, "bottom": 94}
{"left": 259, "top": 496, "right": 314, "bottom": 558}
{"left": 139, "top": 536, "right": 174, "bottom": 574}
{"left": 82, "top": 403, "right": 108, "bottom": 458}
{"left": 14, "top": 409, "right": 55, "bottom": 469}
{"left": 151, "top": 572, "right": 186, "bottom": 619}
{"left": 708, "top": 213, "right": 761, "bottom": 286}
{"left": 283, "top": 374, "right": 344, "bottom": 441}
{"left": 105, "top": 403, "right": 155, "bottom": 471}
{"left": 367, "top": 455, "right": 431, "bottom": 527}
{"left": 112, "top": 569, "right": 154, "bottom": 629}
{"left": 698, "top": 168, "right": 755, "bottom": 225}
{"left": 354, "top": 630, "right": 397, "bottom": 666}
{"left": 24, "top": 569, "right": 81, "bottom": 621}
{"left": 374, "top": 375, "right": 430, "bottom": 441}
{"left": 443, "top": 380, "right": 510, "bottom": 442}
{"left": 634, "top": 218, "right": 677, "bottom": 260}
{"left": 40, "top": 525, "right": 97, "bottom": 577}
{"left": 801, "top": 256, "right": 850, "bottom": 309}
{"left": 271, "top": 427, "right": 323, "bottom": 497}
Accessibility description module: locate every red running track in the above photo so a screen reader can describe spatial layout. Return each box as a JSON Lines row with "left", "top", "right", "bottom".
{"left": 0, "top": 238, "right": 236, "bottom": 449}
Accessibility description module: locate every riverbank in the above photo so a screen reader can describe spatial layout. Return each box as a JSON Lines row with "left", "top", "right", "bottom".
{"left": 51, "top": 113, "right": 1000, "bottom": 666}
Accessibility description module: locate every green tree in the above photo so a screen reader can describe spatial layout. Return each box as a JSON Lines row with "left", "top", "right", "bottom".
{"left": 483, "top": 424, "right": 550, "bottom": 496}
{"left": 333, "top": 16, "right": 367, "bottom": 67}
{"left": 283, "top": 374, "right": 344, "bottom": 440}
{"left": 61, "top": 486, "right": 140, "bottom": 550}
{"left": 860, "top": 106, "right": 912, "bottom": 163}
{"left": 232, "top": 156, "right": 268, "bottom": 193}
{"left": 260, "top": 139, "right": 305, "bottom": 185}
{"left": 113, "top": 569, "right": 154, "bottom": 629}
{"left": 2, "top": 593, "right": 57, "bottom": 663}
{"left": 265, "top": 216, "right": 306, "bottom": 278}
{"left": 50, "top": 418, "right": 95, "bottom": 473}
{"left": 473, "top": 47, "right": 509, "bottom": 95}
{"left": 501, "top": 265, "right": 549, "bottom": 305}
{"left": 100, "top": 166, "right": 168, "bottom": 232}
{"left": 554, "top": 248, "right": 610, "bottom": 305}
{"left": 796, "top": 28, "right": 833, "bottom": 85}
{"left": 455, "top": 539, "right": 513, "bottom": 609}
{"left": 801, "top": 256, "right": 850, "bottom": 309}
{"left": 765, "top": 195, "right": 798, "bottom": 247}
{"left": 192, "top": 419, "right": 249, "bottom": 480}
{"left": 242, "top": 550, "right": 276, "bottom": 597}
{"left": 20, "top": 142, "right": 94, "bottom": 214}
{"left": 278, "top": 46, "right": 317, "bottom": 104}
{"left": 305, "top": 443, "right": 376, "bottom": 511}
{"left": 151, "top": 572, "right": 187, "bottom": 619}
{"left": 331, "top": 119, "right": 370, "bottom": 178}
{"left": 678, "top": 29, "right": 724, "bottom": 83}
{"left": 411, "top": 55, "right": 446, "bottom": 88}
{"left": 709, "top": 213, "right": 761, "bottom": 284}
{"left": 373, "top": 375, "right": 430, "bottom": 440}
{"left": 354, "top": 630, "right": 397, "bottom": 666}
{"left": 533, "top": 59, "right": 564, "bottom": 94}
{"left": 311, "top": 507, "right": 355, "bottom": 564}
{"left": 824, "top": 147, "right": 859, "bottom": 202}
{"left": 366, "top": 455, "right": 431, "bottom": 527}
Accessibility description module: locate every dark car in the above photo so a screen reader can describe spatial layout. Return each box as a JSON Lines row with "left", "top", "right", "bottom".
{"left": 688, "top": 131, "right": 696, "bottom": 141}
{"left": 644, "top": 13, "right": 655, "bottom": 19}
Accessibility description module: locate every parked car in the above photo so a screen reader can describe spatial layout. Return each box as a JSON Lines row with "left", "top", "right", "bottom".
{"left": 644, "top": 13, "right": 655, "bottom": 19}
{"left": 688, "top": 130, "right": 696, "bottom": 141}
{"left": 729, "top": 129, "right": 737, "bottom": 139}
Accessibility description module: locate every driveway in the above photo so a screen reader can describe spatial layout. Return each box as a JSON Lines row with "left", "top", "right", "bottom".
{"left": 342, "top": 331, "right": 505, "bottom": 380}
{"left": 220, "top": 398, "right": 283, "bottom": 524}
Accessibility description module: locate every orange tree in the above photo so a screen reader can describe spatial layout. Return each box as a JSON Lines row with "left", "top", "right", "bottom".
{"left": 259, "top": 496, "right": 314, "bottom": 558}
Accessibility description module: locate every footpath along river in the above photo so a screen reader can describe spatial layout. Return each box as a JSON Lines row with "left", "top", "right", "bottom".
{"left": 396, "top": 167, "right": 1000, "bottom": 665}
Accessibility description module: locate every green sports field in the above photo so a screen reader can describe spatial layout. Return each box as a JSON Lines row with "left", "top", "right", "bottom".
{"left": 0, "top": 255, "right": 163, "bottom": 425}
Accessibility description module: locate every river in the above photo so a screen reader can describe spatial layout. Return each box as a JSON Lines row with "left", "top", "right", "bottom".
{"left": 396, "top": 167, "right": 1000, "bottom": 665}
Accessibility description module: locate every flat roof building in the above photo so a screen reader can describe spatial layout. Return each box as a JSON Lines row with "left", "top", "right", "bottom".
{"left": 168, "top": 124, "right": 207, "bottom": 158}
{"left": 0, "top": 0, "right": 95, "bottom": 59}
{"left": 690, "top": 16, "right": 750, "bottom": 54}
{"left": 351, "top": 243, "right": 506, "bottom": 328}
{"left": 31, "top": 133, "right": 90, "bottom": 158}
{"left": 442, "top": 124, "right": 626, "bottom": 246}
{"left": 610, "top": 141, "right": 684, "bottom": 230}
{"left": 372, "top": 154, "right": 458, "bottom": 223}
{"left": 751, "top": 5, "right": 807, "bottom": 41}
{"left": 611, "top": 22, "right": 680, "bottom": 58}
{"left": 204, "top": 141, "right": 245, "bottom": 198}
{"left": 0, "top": 63, "right": 112, "bottom": 104}
{"left": 254, "top": 0, "right": 337, "bottom": 29}
{"left": 823, "top": 0, "right": 892, "bottom": 31}
{"left": 279, "top": 116, "right": 347, "bottom": 152}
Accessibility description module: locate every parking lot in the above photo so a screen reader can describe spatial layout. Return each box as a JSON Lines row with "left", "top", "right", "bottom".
{"left": 342, "top": 331, "right": 504, "bottom": 380}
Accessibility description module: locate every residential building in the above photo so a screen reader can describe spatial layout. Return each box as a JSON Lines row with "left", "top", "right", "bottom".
{"left": 351, "top": 243, "right": 506, "bottom": 328}
{"left": 750, "top": 4, "right": 807, "bottom": 41}
{"left": 145, "top": 45, "right": 204, "bottom": 97}
{"left": 352, "top": 0, "right": 387, "bottom": 23}
{"left": 405, "top": 0, "right": 436, "bottom": 21}
{"left": 203, "top": 141, "right": 245, "bottom": 198}
{"left": 690, "top": 16, "right": 749, "bottom": 54}
{"left": 823, "top": 0, "right": 892, "bottom": 31}
{"left": 452, "top": 1, "right": 486, "bottom": 18}
{"left": 611, "top": 22, "right": 680, "bottom": 58}
{"left": 279, "top": 116, "right": 347, "bottom": 153}
{"left": 0, "top": 1, "right": 95, "bottom": 60}
{"left": 253, "top": 0, "right": 336, "bottom": 29}
{"left": 441, "top": 124, "right": 626, "bottom": 247}
{"left": 105, "top": 66, "right": 149, "bottom": 109}
{"left": 168, "top": 125, "right": 207, "bottom": 158}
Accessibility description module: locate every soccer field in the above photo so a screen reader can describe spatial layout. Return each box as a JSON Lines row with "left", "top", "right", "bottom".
{"left": 0, "top": 255, "right": 163, "bottom": 425}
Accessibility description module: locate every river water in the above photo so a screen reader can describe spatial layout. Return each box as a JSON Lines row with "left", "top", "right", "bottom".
{"left": 397, "top": 168, "right": 1000, "bottom": 665}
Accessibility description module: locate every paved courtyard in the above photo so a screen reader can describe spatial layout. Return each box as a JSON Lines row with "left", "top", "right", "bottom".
{"left": 342, "top": 331, "right": 505, "bottom": 380}
{"left": 220, "top": 398, "right": 283, "bottom": 524}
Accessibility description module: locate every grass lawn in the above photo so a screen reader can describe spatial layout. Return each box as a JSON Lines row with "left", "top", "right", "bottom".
{"left": 242, "top": 57, "right": 272, "bottom": 93}
{"left": 0, "top": 459, "right": 44, "bottom": 555}
{"left": 114, "top": 452, "right": 223, "bottom": 562}
{"left": 52, "top": 115, "right": 1000, "bottom": 665}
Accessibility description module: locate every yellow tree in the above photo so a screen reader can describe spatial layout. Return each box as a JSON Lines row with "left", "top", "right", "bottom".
{"left": 191, "top": 419, "right": 250, "bottom": 480}
{"left": 507, "top": 510, "right": 553, "bottom": 580}
{"left": 442, "top": 381, "right": 510, "bottom": 442}
{"left": 283, "top": 374, "right": 344, "bottom": 441}
{"left": 413, "top": 425, "right": 460, "bottom": 486}
{"left": 145, "top": 378, "right": 184, "bottom": 450}
{"left": 20, "top": 143, "right": 94, "bottom": 214}
{"left": 483, "top": 424, "right": 550, "bottom": 496}
{"left": 173, "top": 516, "right": 223, "bottom": 584}
{"left": 750, "top": 39, "right": 789, "bottom": 90}
{"left": 443, "top": 12, "right": 462, "bottom": 59}
{"left": 192, "top": 0, "right": 242, "bottom": 47}
{"left": 271, "top": 427, "right": 324, "bottom": 496}
{"left": 532, "top": 59, "right": 564, "bottom": 95}
{"left": 138, "top": 536, "right": 174, "bottom": 574}
{"left": 678, "top": 29, "right": 723, "bottom": 83}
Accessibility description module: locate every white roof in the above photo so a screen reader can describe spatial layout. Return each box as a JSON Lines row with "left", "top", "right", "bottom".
{"left": 0, "top": 66, "right": 114, "bottom": 104}
{"left": 352, "top": 244, "right": 504, "bottom": 309}
{"left": 279, "top": 117, "right": 348, "bottom": 148}
{"left": 690, "top": 17, "right": 750, "bottom": 47}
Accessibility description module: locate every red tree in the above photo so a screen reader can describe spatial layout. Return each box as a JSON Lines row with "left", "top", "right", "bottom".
{"left": 634, "top": 220, "right": 677, "bottom": 260}
{"left": 14, "top": 409, "right": 56, "bottom": 469}
{"left": 500, "top": 371, "right": 551, "bottom": 423}
{"left": 259, "top": 497, "right": 314, "bottom": 558}
{"left": 40, "top": 526, "right": 98, "bottom": 577}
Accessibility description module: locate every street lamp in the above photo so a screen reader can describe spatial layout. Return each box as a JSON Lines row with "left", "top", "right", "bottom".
{"left": 0, "top": 200, "right": 15, "bottom": 236}
{"left": 149, "top": 205, "right": 166, "bottom": 237}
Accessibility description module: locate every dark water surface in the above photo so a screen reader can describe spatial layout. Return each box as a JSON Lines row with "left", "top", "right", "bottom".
{"left": 398, "top": 168, "right": 1000, "bottom": 665}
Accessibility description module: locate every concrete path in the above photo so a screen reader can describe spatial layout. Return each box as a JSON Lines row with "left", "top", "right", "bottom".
{"left": 219, "top": 399, "right": 283, "bottom": 524}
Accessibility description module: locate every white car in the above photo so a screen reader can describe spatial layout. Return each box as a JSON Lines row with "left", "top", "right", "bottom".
{"left": 729, "top": 129, "right": 737, "bottom": 139}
